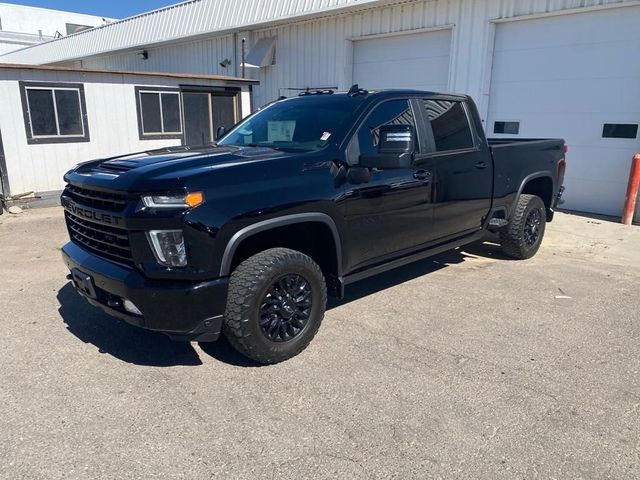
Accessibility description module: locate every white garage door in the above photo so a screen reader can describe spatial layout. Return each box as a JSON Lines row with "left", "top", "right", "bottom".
{"left": 352, "top": 29, "right": 452, "bottom": 92}
{"left": 487, "top": 6, "right": 640, "bottom": 217}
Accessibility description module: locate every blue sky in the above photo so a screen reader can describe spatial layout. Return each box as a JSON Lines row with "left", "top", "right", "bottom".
{"left": 1, "top": 0, "right": 180, "bottom": 19}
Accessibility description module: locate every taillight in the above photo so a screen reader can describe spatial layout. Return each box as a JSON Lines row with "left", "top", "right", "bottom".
{"left": 557, "top": 158, "right": 566, "bottom": 185}
{"left": 563, "top": 144, "right": 569, "bottom": 154}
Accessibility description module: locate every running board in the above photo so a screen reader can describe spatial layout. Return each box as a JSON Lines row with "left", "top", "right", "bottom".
{"left": 342, "top": 230, "right": 485, "bottom": 286}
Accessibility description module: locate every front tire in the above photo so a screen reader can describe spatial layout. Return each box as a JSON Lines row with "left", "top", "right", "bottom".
{"left": 500, "top": 194, "right": 546, "bottom": 260}
{"left": 223, "top": 248, "right": 327, "bottom": 364}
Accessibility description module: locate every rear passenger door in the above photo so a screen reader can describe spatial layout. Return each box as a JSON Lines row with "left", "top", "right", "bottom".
{"left": 420, "top": 98, "right": 493, "bottom": 239}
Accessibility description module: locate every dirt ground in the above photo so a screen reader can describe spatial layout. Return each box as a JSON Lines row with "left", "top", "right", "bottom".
{"left": 0, "top": 207, "right": 638, "bottom": 479}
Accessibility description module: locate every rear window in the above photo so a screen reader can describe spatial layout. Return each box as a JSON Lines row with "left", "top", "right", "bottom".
{"left": 423, "top": 99, "right": 475, "bottom": 152}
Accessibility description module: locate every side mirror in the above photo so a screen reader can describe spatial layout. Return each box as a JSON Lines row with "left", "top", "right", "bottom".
{"left": 359, "top": 124, "right": 416, "bottom": 169}
{"left": 215, "top": 126, "right": 226, "bottom": 141}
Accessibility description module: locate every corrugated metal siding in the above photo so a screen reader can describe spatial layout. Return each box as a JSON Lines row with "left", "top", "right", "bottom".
{"left": 62, "top": 0, "right": 635, "bottom": 113}
{"left": 249, "top": 0, "right": 634, "bottom": 109}
{"left": 0, "top": 0, "right": 383, "bottom": 65}
{"left": 81, "top": 35, "right": 235, "bottom": 76}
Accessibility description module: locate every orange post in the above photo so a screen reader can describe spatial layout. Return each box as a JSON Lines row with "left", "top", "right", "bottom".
{"left": 622, "top": 153, "right": 640, "bottom": 225}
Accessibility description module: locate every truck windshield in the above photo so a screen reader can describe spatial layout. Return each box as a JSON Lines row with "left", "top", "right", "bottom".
{"left": 218, "top": 96, "right": 358, "bottom": 152}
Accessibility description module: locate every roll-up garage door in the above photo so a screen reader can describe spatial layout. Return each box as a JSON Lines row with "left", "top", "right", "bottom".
{"left": 352, "top": 29, "right": 452, "bottom": 92}
{"left": 487, "top": 6, "right": 640, "bottom": 217}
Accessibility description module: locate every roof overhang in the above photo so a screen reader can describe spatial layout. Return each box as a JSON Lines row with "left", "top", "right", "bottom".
{"left": 0, "top": 63, "right": 259, "bottom": 84}
{"left": 0, "top": 0, "right": 398, "bottom": 65}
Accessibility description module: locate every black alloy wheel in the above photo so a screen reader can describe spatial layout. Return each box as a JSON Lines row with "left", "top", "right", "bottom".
{"left": 523, "top": 208, "right": 542, "bottom": 247}
{"left": 259, "top": 273, "right": 312, "bottom": 342}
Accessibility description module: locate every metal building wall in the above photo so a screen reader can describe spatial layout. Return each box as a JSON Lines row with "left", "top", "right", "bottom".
{"left": 81, "top": 35, "right": 236, "bottom": 77}
{"left": 0, "top": 0, "right": 380, "bottom": 65}
{"left": 249, "top": 0, "right": 633, "bottom": 112}
{"left": 72, "top": 0, "right": 633, "bottom": 116}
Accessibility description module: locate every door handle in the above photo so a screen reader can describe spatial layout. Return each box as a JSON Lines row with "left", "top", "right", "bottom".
{"left": 413, "top": 170, "right": 431, "bottom": 181}
{"left": 475, "top": 161, "right": 488, "bottom": 170}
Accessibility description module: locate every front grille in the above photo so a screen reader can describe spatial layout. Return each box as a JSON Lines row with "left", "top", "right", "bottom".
{"left": 66, "top": 184, "right": 129, "bottom": 212}
{"left": 65, "top": 212, "right": 134, "bottom": 267}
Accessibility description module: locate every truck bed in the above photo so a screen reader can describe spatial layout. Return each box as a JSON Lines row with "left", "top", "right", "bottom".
{"left": 488, "top": 138, "right": 566, "bottom": 218}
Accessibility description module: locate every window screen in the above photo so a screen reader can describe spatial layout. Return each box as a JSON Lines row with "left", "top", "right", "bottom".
{"left": 358, "top": 100, "right": 416, "bottom": 156}
{"left": 136, "top": 89, "right": 183, "bottom": 139}
{"left": 21, "top": 82, "right": 88, "bottom": 144}
{"left": 423, "top": 99, "right": 474, "bottom": 152}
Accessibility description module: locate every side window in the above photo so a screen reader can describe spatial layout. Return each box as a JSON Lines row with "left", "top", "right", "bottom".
{"left": 423, "top": 99, "right": 474, "bottom": 152}
{"left": 19, "top": 81, "right": 89, "bottom": 144}
{"left": 135, "top": 87, "right": 183, "bottom": 140}
{"left": 357, "top": 100, "right": 417, "bottom": 156}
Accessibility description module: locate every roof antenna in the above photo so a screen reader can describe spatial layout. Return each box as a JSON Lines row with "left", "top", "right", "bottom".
{"left": 348, "top": 84, "right": 367, "bottom": 96}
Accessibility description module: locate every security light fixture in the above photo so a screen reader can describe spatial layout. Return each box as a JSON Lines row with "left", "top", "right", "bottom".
{"left": 138, "top": 50, "right": 149, "bottom": 60}
{"left": 219, "top": 58, "right": 232, "bottom": 68}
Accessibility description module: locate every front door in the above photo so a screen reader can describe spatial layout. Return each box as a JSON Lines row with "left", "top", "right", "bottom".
{"left": 183, "top": 92, "right": 212, "bottom": 146}
{"left": 343, "top": 99, "right": 435, "bottom": 271}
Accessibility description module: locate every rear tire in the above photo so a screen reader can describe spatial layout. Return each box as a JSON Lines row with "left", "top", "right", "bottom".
{"left": 500, "top": 194, "right": 546, "bottom": 260}
{"left": 223, "top": 248, "right": 327, "bottom": 364}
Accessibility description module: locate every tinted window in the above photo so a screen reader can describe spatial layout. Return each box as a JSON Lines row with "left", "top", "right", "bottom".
{"left": 358, "top": 100, "right": 416, "bottom": 156}
{"left": 494, "top": 121, "right": 520, "bottom": 135}
{"left": 23, "top": 84, "right": 87, "bottom": 143}
{"left": 138, "top": 90, "right": 182, "bottom": 137}
{"left": 602, "top": 123, "right": 638, "bottom": 139}
{"left": 423, "top": 99, "right": 474, "bottom": 152}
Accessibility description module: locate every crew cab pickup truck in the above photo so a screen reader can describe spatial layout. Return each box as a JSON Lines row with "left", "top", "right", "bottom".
{"left": 61, "top": 87, "right": 566, "bottom": 363}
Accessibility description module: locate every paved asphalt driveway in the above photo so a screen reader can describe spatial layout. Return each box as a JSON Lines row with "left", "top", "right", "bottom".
{"left": 0, "top": 207, "right": 638, "bottom": 479}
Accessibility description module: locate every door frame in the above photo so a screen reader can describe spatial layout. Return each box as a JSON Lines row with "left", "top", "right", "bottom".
{"left": 0, "top": 130, "right": 9, "bottom": 196}
{"left": 179, "top": 85, "right": 241, "bottom": 146}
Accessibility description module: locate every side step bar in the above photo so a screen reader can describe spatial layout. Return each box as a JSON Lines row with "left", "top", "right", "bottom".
{"left": 341, "top": 230, "right": 485, "bottom": 287}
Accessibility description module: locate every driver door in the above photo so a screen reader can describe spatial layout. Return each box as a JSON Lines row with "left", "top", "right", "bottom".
{"left": 342, "top": 99, "right": 436, "bottom": 272}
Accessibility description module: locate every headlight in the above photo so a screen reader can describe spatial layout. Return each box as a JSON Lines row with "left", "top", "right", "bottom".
{"left": 142, "top": 192, "right": 204, "bottom": 209}
{"left": 147, "top": 230, "right": 187, "bottom": 267}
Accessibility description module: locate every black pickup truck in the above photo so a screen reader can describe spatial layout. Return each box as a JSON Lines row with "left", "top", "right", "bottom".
{"left": 61, "top": 87, "right": 566, "bottom": 363}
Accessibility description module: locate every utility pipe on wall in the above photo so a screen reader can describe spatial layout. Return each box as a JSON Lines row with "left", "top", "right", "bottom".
{"left": 621, "top": 153, "right": 640, "bottom": 225}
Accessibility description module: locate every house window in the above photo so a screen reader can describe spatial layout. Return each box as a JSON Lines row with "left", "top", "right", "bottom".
{"left": 19, "top": 81, "right": 89, "bottom": 144}
{"left": 135, "top": 87, "right": 183, "bottom": 140}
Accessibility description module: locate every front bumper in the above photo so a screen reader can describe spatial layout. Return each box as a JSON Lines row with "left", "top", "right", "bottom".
{"left": 61, "top": 242, "right": 228, "bottom": 342}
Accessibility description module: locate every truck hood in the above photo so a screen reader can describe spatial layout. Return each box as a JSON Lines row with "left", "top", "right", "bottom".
{"left": 65, "top": 144, "right": 287, "bottom": 192}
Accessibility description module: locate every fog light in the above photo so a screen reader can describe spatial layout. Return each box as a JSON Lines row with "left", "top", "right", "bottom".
{"left": 123, "top": 299, "right": 142, "bottom": 316}
{"left": 147, "top": 230, "right": 187, "bottom": 267}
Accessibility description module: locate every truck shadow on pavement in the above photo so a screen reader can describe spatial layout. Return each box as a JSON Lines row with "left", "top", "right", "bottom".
{"left": 57, "top": 283, "right": 204, "bottom": 367}
{"left": 57, "top": 242, "right": 498, "bottom": 367}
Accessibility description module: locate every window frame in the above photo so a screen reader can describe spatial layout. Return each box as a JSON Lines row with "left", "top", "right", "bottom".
{"left": 346, "top": 98, "right": 422, "bottom": 165}
{"left": 19, "top": 81, "right": 90, "bottom": 145}
{"left": 134, "top": 86, "right": 184, "bottom": 140}
{"left": 419, "top": 96, "right": 481, "bottom": 158}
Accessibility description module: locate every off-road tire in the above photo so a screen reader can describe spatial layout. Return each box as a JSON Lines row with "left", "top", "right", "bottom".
{"left": 223, "top": 248, "right": 327, "bottom": 364}
{"left": 500, "top": 194, "right": 546, "bottom": 260}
